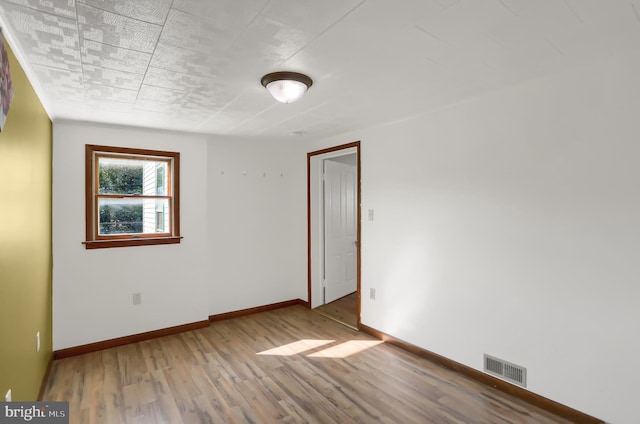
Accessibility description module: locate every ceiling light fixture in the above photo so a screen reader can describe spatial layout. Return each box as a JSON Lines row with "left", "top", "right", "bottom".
{"left": 261, "top": 71, "right": 313, "bottom": 103}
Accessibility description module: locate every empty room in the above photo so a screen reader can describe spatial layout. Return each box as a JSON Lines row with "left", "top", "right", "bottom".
{"left": 0, "top": 1, "right": 638, "bottom": 423}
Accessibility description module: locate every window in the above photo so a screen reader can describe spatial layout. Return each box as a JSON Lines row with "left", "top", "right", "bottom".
{"left": 84, "top": 145, "right": 180, "bottom": 249}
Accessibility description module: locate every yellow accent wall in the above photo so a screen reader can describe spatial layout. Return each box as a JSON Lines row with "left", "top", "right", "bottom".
{"left": 0, "top": 40, "right": 52, "bottom": 400}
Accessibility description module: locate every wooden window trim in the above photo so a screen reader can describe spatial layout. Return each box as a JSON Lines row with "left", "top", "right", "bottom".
{"left": 84, "top": 144, "right": 181, "bottom": 249}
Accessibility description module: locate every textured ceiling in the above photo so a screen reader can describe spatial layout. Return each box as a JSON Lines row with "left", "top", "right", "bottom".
{"left": 1, "top": 0, "right": 640, "bottom": 138}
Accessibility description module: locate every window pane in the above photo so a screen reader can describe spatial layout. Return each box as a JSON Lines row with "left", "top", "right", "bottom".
{"left": 143, "top": 198, "right": 170, "bottom": 233}
{"left": 98, "top": 198, "right": 170, "bottom": 235}
{"left": 142, "top": 160, "right": 168, "bottom": 196}
{"left": 98, "top": 198, "right": 143, "bottom": 235}
{"left": 155, "top": 163, "right": 167, "bottom": 195}
{"left": 98, "top": 158, "right": 144, "bottom": 195}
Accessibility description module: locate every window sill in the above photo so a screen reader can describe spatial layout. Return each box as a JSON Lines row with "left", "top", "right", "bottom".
{"left": 83, "top": 236, "right": 182, "bottom": 250}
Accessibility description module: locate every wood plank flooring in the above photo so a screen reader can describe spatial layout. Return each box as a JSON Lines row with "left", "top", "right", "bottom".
{"left": 313, "top": 292, "right": 357, "bottom": 329}
{"left": 42, "top": 306, "right": 571, "bottom": 423}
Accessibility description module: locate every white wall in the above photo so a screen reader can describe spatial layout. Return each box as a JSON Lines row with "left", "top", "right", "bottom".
{"left": 206, "top": 137, "right": 307, "bottom": 315}
{"left": 53, "top": 122, "right": 210, "bottom": 350}
{"left": 327, "top": 153, "right": 357, "bottom": 167}
{"left": 305, "top": 52, "right": 640, "bottom": 423}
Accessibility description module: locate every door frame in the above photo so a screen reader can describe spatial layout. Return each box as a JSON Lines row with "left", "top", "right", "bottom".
{"left": 307, "top": 141, "right": 361, "bottom": 327}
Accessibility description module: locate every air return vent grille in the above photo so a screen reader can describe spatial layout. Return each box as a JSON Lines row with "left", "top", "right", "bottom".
{"left": 484, "top": 354, "right": 527, "bottom": 387}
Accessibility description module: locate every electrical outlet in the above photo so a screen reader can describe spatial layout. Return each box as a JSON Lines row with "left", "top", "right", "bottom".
{"left": 133, "top": 292, "right": 142, "bottom": 305}
{"left": 370, "top": 288, "right": 376, "bottom": 300}
{"left": 5, "top": 389, "right": 11, "bottom": 402}
{"left": 368, "top": 209, "right": 374, "bottom": 221}
{"left": 36, "top": 332, "right": 40, "bottom": 352}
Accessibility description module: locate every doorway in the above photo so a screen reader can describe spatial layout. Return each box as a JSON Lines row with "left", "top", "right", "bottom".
{"left": 307, "top": 142, "right": 361, "bottom": 329}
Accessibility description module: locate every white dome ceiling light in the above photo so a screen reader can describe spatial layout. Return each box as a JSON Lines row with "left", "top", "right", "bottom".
{"left": 261, "top": 71, "right": 313, "bottom": 103}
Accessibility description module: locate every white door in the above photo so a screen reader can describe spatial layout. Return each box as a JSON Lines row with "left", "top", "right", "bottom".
{"left": 323, "top": 158, "right": 357, "bottom": 303}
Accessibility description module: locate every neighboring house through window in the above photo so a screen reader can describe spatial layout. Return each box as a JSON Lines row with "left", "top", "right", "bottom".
{"left": 84, "top": 144, "right": 180, "bottom": 249}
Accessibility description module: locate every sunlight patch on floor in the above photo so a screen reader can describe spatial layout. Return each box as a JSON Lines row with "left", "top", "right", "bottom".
{"left": 308, "top": 340, "right": 383, "bottom": 358}
{"left": 258, "top": 339, "right": 383, "bottom": 358}
{"left": 257, "top": 339, "right": 334, "bottom": 356}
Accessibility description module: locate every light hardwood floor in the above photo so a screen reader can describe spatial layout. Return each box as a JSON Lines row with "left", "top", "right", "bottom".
{"left": 313, "top": 292, "right": 357, "bottom": 329}
{"left": 43, "top": 306, "right": 571, "bottom": 423}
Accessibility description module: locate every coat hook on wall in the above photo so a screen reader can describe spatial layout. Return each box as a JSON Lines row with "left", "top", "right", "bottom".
{"left": 280, "top": 173, "right": 284, "bottom": 177}
{"left": 220, "top": 170, "right": 224, "bottom": 175}
{"left": 263, "top": 172, "right": 267, "bottom": 177}
{"left": 243, "top": 170, "right": 247, "bottom": 176}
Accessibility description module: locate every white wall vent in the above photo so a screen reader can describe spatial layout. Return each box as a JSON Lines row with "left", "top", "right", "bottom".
{"left": 484, "top": 354, "right": 527, "bottom": 387}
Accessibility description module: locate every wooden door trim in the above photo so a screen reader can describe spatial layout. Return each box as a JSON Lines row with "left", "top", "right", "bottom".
{"left": 307, "top": 141, "right": 361, "bottom": 327}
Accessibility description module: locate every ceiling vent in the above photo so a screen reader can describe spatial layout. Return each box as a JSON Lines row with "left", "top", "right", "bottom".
{"left": 484, "top": 354, "right": 527, "bottom": 387}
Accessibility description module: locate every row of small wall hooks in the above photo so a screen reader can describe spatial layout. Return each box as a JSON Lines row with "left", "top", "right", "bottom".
{"left": 219, "top": 170, "right": 285, "bottom": 177}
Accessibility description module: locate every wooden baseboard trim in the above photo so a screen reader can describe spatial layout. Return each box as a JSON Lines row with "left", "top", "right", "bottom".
{"left": 296, "top": 299, "right": 310, "bottom": 309}
{"left": 209, "top": 299, "right": 308, "bottom": 322}
{"left": 37, "top": 354, "right": 54, "bottom": 400}
{"left": 358, "top": 323, "right": 604, "bottom": 424}
{"left": 53, "top": 320, "right": 210, "bottom": 360}
{"left": 52, "top": 300, "right": 311, "bottom": 360}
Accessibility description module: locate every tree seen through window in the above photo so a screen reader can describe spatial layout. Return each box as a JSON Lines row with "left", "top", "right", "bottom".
{"left": 98, "top": 161, "right": 144, "bottom": 234}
